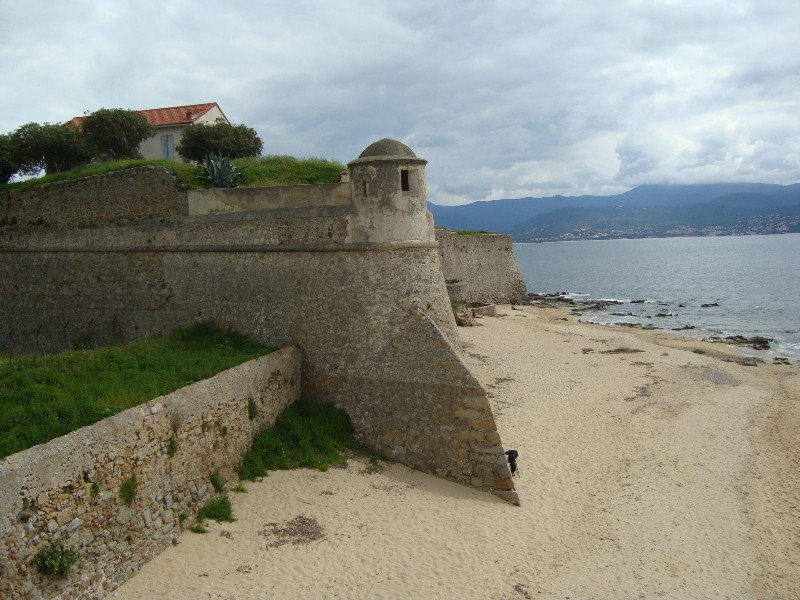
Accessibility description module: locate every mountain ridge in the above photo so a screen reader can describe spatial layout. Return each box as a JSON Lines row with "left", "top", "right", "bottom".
{"left": 429, "top": 183, "right": 800, "bottom": 242}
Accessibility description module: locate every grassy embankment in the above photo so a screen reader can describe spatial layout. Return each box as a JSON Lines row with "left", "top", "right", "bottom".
{"left": 0, "top": 322, "right": 273, "bottom": 459}
{"left": 0, "top": 156, "right": 345, "bottom": 193}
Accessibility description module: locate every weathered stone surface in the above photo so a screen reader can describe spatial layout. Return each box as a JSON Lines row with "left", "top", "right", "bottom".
{"left": 436, "top": 229, "right": 527, "bottom": 304}
{"left": 0, "top": 140, "right": 519, "bottom": 599}
{"left": 0, "top": 166, "right": 187, "bottom": 226}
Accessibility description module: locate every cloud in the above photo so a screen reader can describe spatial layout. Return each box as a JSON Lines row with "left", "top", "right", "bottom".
{"left": 1, "top": 0, "right": 799, "bottom": 204}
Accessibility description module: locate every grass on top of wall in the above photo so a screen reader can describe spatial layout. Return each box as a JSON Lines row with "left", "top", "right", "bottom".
{"left": 0, "top": 159, "right": 204, "bottom": 192}
{"left": 238, "top": 400, "right": 378, "bottom": 480}
{"left": 0, "top": 322, "right": 274, "bottom": 459}
{"left": 233, "top": 155, "right": 345, "bottom": 187}
{"left": 434, "top": 227, "right": 498, "bottom": 236}
{"left": 0, "top": 156, "right": 345, "bottom": 193}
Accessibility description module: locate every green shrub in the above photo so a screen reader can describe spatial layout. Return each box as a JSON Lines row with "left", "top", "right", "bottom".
{"left": 179, "top": 512, "right": 189, "bottom": 523}
{"left": 231, "top": 483, "right": 247, "bottom": 493}
{"left": 120, "top": 475, "right": 138, "bottom": 506}
{"left": 451, "top": 300, "right": 469, "bottom": 319}
{"left": 90, "top": 482, "right": 99, "bottom": 497}
{"left": 188, "top": 522, "right": 208, "bottom": 534}
{"left": 80, "top": 108, "right": 155, "bottom": 160}
{"left": 247, "top": 398, "right": 258, "bottom": 420}
{"left": 176, "top": 121, "right": 262, "bottom": 162}
{"left": 70, "top": 335, "right": 93, "bottom": 350}
{"left": 197, "top": 495, "right": 234, "bottom": 523}
{"left": 238, "top": 400, "right": 362, "bottom": 480}
{"left": 0, "top": 133, "right": 17, "bottom": 184}
{"left": 166, "top": 437, "right": 178, "bottom": 457}
{"left": 210, "top": 469, "right": 225, "bottom": 493}
{"left": 8, "top": 122, "right": 91, "bottom": 175}
{"left": 33, "top": 543, "right": 78, "bottom": 577}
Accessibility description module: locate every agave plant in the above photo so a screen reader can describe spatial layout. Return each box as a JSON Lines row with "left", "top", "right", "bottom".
{"left": 200, "top": 152, "right": 240, "bottom": 188}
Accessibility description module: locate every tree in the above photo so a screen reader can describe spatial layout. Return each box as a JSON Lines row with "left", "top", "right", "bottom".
{"left": 0, "top": 133, "right": 18, "bottom": 183}
{"left": 176, "top": 121, "right": 263, "bottom": 162}
{"left": 8, "top": 122, "right": 91, "bottom": 175}
{"left": 81, "top": 108, "right": 155, "bottom": 160}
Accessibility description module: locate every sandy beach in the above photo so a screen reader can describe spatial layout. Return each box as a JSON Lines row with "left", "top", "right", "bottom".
{"left": 114, "top": 305, "right": 800, "bottom": 600}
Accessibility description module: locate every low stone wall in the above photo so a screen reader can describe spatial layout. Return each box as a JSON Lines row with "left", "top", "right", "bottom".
{"left": 0, "top": 347, "right": 300, "bottom": 600}
{"left": 435, "top": 229, "right": 527, "bottom": 304}
{"left": 0, "top": 166, "right": 188, "bottom": 226}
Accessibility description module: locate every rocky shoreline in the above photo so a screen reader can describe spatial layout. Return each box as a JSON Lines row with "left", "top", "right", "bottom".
{"left": 526, "top": 292, "right": 797, "bottom": 365}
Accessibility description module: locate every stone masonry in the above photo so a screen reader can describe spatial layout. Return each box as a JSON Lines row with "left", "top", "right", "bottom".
{"left": 0, "top": 347, "right": 300, "bottom": 599}
{"left": 0, "top": 139, "right": 518, "bottom": 510}
{"left": 435, "top": 228, "right": 528, "bottom": 304}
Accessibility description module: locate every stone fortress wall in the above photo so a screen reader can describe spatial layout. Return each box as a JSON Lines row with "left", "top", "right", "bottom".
{"left": 0, "top": 348, "right": 301, "bottom": 599}
{"left": 1, "top": 140, "right": 526, "bottom": 597}
{"left": 0, "top": 166, "right": 188, "bottom": 225}
{"left": 0, "top": 137, "right": 520, "bottom": 507}
{"left": 435, "top": 228, "right": 527, "bottom": 304}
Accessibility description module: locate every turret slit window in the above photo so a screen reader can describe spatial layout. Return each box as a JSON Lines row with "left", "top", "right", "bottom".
{"left": 363, "top": 181, "right": 368, "bottom": 196}
{"left": 401, "top": 169, "right": 410, "bottom": 192}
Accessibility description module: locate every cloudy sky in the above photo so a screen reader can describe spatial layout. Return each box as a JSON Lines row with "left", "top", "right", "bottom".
{"left": 2, "top": 0, "right": 799, "bottom": 205}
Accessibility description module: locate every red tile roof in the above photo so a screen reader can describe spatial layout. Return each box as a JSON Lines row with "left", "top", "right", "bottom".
{"left": 68, "top": 103, "right": 226, "bottom": 128}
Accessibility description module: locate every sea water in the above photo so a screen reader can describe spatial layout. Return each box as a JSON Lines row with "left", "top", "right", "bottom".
{"left": 513, "top": 234, "right": 800, "bottom": 359}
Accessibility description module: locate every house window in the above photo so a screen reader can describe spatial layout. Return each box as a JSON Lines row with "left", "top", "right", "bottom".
{"left": 401, "top": 169, "right": 410, "bottom": 192}
{"left": 161, "top": 135, "right": 174, "bottom": 160}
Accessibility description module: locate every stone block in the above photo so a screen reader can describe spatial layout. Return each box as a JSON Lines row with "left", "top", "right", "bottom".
{"left": 484, "top": 431, "right": 502, "bottom": 445}
{"left": 467, "top": 418, "right": 496, "bottom": 430}
{"left": 494, "top": 477, "right": 514, "bottom": 491}
{"left": 65, "top": 518, "right": 83, "bottom": 533}
{"left": 492, "top": 490, "right": 521, "bottom": 506}
{"left": 56, "top": 509, "right": 74, "bottom": 526}
{"left": 456, "top": 430, "right": 484, "bottom": 442}
{"left": 453, "top": 408, "right": 483, "bottom": 420}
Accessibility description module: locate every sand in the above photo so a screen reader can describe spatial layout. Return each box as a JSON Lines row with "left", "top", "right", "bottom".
{"left": 113, "top": 306, "right": 800, "bottom": 600}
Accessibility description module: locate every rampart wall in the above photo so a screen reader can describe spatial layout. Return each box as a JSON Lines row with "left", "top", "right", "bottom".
{"left": 0, "top": 166, "right": 188, "bottom": 225}
{"left": 435, "top": 229, "right": 527, "bottom": 304}
{"left": 0, "top": 144, "right": 518, "bottom": 518}
{"left": 0, "top": 347, "right": 300, "bottom": 599}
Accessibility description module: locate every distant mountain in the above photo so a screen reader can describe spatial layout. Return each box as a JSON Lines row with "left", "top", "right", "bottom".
{"left": 429, "top": 183, "right": 800, "bottom": 242}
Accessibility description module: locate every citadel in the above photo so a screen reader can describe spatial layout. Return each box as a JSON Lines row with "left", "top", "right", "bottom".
{"left": 0, "top": 139, "right": 527, "bottom": 598}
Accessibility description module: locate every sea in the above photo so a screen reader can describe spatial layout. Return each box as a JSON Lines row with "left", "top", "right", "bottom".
{"left": 513, "top": 234, "right": 800, "bottom": 361}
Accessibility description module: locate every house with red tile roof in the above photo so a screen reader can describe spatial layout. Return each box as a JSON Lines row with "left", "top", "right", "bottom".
{"left": 69, "top": 103, "right": 229, "bottom": 163}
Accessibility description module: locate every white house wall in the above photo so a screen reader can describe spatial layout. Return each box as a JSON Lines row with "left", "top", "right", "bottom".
{"left": 138, "top": 124, "right": 189, "bottom": 162}
{"left": 138, "top": 107, "right": 229, "bottom": 163}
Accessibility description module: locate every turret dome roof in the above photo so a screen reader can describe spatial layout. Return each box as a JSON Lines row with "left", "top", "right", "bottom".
{"left": 358, "top": 138, "right": 417, "bottom": 159}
